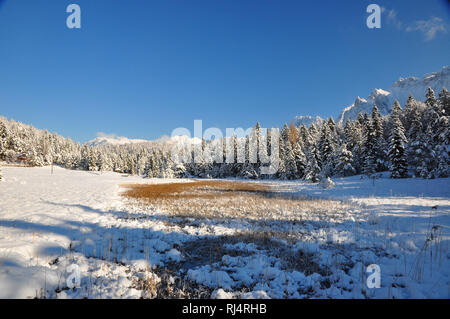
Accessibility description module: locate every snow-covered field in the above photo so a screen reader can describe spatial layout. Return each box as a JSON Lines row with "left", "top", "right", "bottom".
{"left": 0, "top": 166, "right": 448, "bottom": 298}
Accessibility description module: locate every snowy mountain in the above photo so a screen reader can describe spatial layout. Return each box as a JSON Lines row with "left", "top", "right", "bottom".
{"left": 87, "top": 133, "right": 202, "bottom": 147}
{"left": 337, "top": 66, "right": 450, "bottom": 125}
{"left": 293, "top": 115, "right": 324, "bottom": 128}
{"left": 87, "top": 134, "right": 149, "bottom": 147}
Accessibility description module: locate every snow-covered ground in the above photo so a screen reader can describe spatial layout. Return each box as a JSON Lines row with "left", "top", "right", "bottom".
{"left": 0, "top": 166, "right": 448, "bottom": 298}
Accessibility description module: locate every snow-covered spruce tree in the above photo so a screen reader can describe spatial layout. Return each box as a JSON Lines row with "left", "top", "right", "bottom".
{"left": 438, "top": 87, "right": 450, "bottom": 116}
{"left": 254, "top": 122, "right": 262, "bottom": 166}
{"left": 144, "top": 152, "right": 158, "bottom": 178}
{"left": 344, "top": 119, "right": 362, "bottom": 174}
{"left": 304, "top": 143, "right": 321, "bottom": 183}
{"left": 423, "top": 87, "right": 440, "bottom": 130}
{"left": 284, "top": 142, "right": 298, "bottom": 180}
{"left": 308, "top": 123, "right": 319, "bottom": 143}
{"left": 403, "top": 95, "right": 415, "bottom": 127}
{"left": 240, "top": 135, "right": 258, "bottom": 179}
{"left": 0, "top": 120, "right": 9, "bottom": 161}
{"left": 200, "top": 138, "right": 214, "bottom": 178}
{"left": 293, "top": 141, "right": 306, "bottom": 179}
{"left": 406, "top": 104, "right": 427, "bottom": 177}
{"left": 275, "top": 126, "right": 286, "bottom": 179}
{"left": 420, "top": 87, "right": 450, "bottom": 178}
{"left": 425, "top": 87, "right": 437, "bottom": 111}
{"left": 228, "top": 134, "right": 240, "bottom": 176}
{"left": 265, "top": 127, "right": 272, "bottom": 159}
{"left": 335, "top": 143, "right": 355, "bottom": 177}
{"left": 431, "top": 103, "right": 449, "bottom": 177}
{"left": 160, "top": 151, "right": 174, "bottom": 178}
{"left": 371, "top": 105, "right": 386, "bottom": 171}
{"left": 88, "top": 149, "right": 98, "bottom": 171}
{"left": 388, "top": 101, "right": 409, "bottom": 178}
{"left": 362, "top": 113, "right": 376, "bottom": 176}
{"left": 240, "top": 122, "right": 262, "bottom": 178}
{"left": 318, "top": 123, "right": 335, "bottom": 177}
{"left": 418, "top": 126, "right": 436, "bottom": 178}
{"left": 403, "top": 95, "right": 425, "bottom": 132}
{"left": 278, "top": 124, "right": 297, "bottom": 180}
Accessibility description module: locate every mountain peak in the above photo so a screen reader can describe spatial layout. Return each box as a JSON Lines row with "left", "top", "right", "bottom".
{"left": 337, "top": 66, "right": 449, "bottom": 124}
{"left": 87, "top": 134, "right": 149, "bottom": 147}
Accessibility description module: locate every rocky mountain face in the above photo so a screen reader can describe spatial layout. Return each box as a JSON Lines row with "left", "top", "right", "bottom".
{"left": 337, "top": 66, "right": 450, "bottom": 125}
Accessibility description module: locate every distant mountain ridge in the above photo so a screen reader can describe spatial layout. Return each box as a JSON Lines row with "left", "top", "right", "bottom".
{"left": 293, "top": 115, "right": 325, "bottom": 128}
{"left": 337, "top": 66, "right": 450, "bottom": 124}
{"left": 87, "top": 135, "right": 149, "bottom": 147}
{"left": 292, "top": 66, "right": 450, "bottom": 127}
{"left": 87, "top": 134, "right": 202, "bottom": 147}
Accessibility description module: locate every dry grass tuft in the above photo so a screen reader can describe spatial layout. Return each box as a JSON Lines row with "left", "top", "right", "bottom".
{"left": 121, "top": 180, "right": 270, "bottom": 200}
{"left": 120, "top": 180, "right": 350, "bottom": 221}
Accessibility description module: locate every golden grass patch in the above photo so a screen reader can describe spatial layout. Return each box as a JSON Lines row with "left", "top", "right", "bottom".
{"left": 120, "top": 180, "right": 351, "bottom": 221}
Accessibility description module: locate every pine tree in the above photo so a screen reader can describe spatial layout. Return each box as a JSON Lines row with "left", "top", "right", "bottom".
{"left": 335, "top": 143, "right": 355, "bottom": 177}
{"left": 88, "top": 149, "right": 98, "bottom": 171}
{"left": 305, "top": 144, "right": 321, "bottom": 182}
{"left": 362, "top": 113, "right": 376, "bottom": 176}
{"left": 293, "top": 141, "right": 306, "bottom": 179}
{"left": 278, "top": 124, "right": 296, "bottom": 179}
{"left": 403, "top": 95, "right": 422, "bottom": 130}
{"left": 371, "top": 105, "right": 386, "bottom": 171}
{"left": 240, "top": 135, "right": 258, "bottom": 179}
{"left": 431, "top": 108, "right": 449, "bottom": 178}
{"left": 406, "top": 105, "right": 426, "bottom": 177}
{"left": 0, "top": 120, "right": 8, "bottom": 161}
{"left": 344, "top": 119, "right": 363, "bottom": 174}
{"left": 254, "top": 122, "right": 262, "bottom": 166}
{"left": 388, "top": 101, "right": 409, "bottom": 178}
{"left": 438, "top": 87, "right": 450, "bottom": 115}
{"left": 318, "top": 123, "right": 335, "bottom": 177}
{"left": 276, "top": 126, "right": 287, "bottom": 179}
{"left": 425, "top": 87, "right": 437, "bottom": 111}
{"left": 266, "top": 128, "right": 272, "bottom": 158}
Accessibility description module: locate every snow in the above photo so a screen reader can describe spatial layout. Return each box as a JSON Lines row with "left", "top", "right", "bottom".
{"left": 0, "top": 166, "right": 449, "bottom": 298}
{"left": 337, "top": 65, "right": 450, "bottom": 125}
{"left": 87, "top": 133, "right": 202, "bottom": 147}
{"left": 293, "top": 115, "right": 324, "bottom": 128}
{"left": 87, "top": 134, "right": 149, "bottom": 147}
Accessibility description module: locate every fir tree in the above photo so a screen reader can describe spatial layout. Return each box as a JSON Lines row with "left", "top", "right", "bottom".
{"left": 318, "top": 124, "right": 335, "bottom": 177}
{"left": 371, "top": 105, "right": 386, "bottom": 171}
{"left": 88, "top": 149, "right": 98, "bottom": 171}
{"left": 335, "top": 143, "right": 355, "bottom": 177}
{"left": 305, "top": 144, "right": 321, "bottom": 183}
{"left": 293, "top": 141, "right": 306, "bottom": 179}
{"left": 406, "top": 105, "right": 426, "bottom": 177}
{"left": 241, "top": 135, "right": 258, "bottom": 179}
{"left": 438, "top": 87, "right": 450, "bottom": 115}
{"left": 0, "top": 120, "right": 8, "bottom": 160}
{"left": 388, "top": 101, "right": 409, "bottom": 178}
{"left": 362, "top": 113, "right": 376, "bottom": 176}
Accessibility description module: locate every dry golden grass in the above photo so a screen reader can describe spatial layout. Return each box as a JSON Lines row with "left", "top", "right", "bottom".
{"left": 120, "top": 180, "right": 352, "bottom": 221}
{"left": 121, "top": 180, "right": 270, "bottom": 200}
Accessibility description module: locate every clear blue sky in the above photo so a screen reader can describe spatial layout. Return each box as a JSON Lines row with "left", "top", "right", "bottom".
{"left": 0, "top": 0, "right": 449, "bottom": 142}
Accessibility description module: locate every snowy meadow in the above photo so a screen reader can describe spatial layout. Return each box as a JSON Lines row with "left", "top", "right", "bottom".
{"left": 0, "top": 165, "right": 448, "bottom": 299}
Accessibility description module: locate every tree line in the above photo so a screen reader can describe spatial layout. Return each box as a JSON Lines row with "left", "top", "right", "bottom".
{"left": 0, "top": 87, "right": 448, "bottom": 181}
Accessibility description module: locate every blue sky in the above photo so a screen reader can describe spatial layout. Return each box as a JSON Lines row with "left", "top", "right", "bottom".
{"left": 0, "top": 0, "right": 449, "bottom": 142}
